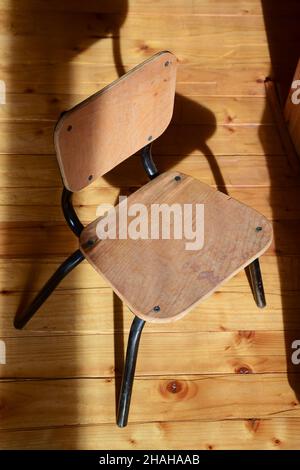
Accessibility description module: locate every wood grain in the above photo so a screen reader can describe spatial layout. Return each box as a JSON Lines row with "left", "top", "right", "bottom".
{"left": 0, "top": 0, "right": 267, "bottom": 16}
{"left": 2, "top": 37, "right": 271, "bottom": 68}
{"left": 0, "top": 374, "right": 298, "bottom": 430}
{"left": 3, "top": 64, "right": 269, "bottom": 96}
{"left": 0, "top": 330, "right": 298, "bottom": 378}
{"left": 2, "top": 276, "right": 300, "bottom": 335}
{"left": 0, "top": 94, "right": 273, "bottom": 124}
{"left": 55, "top": 51, "right": 177, "bottom": 190}
{"left": 0, "top": 12, "right": 269, "bottom": 41}
{"left": 80, "top": 171, "right": 272, "bottom": 322}
{"left": 1, "top": 186, "right": 299, "bottom": 223}
{"left": 0, "top": 152, "right": 294, "bottom": 192}
{"left": 0, "top": 124, "right": 284, "bottom": 156}
{"left": 0, "top": 417, "right": 298, "bottom": 450}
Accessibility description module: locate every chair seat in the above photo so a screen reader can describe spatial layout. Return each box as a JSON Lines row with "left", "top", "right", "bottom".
{"left": 80, "top": 171, "right": 272, "bottom": 323}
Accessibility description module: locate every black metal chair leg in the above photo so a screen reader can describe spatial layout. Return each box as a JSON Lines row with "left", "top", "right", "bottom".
{"left": 246, "top": 258, "right": 266, "bottom": 308}
{"left": 117, "top": 316, "right": 145, "bottom": 427}
{"left": 14, "top": 249, "right": 85, "bottom": 329}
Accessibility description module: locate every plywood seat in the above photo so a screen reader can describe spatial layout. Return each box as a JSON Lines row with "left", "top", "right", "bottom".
{"left": 80, "top": 171, "right": 272, "bottom": 323}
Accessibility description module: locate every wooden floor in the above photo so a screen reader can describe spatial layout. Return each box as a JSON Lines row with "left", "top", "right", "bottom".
{"left": 1, "top": 0, "right": 300, "bottom": 449}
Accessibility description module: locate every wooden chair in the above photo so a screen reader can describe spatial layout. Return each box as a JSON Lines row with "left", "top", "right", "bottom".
{"left": 14, "top": 51, "right": 273, "bottom": 427}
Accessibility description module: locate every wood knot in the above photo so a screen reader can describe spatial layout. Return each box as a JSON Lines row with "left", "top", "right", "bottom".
{"left": 235, "top": 365, "right": 253, "bottom": 374}
{"left": 225, "top": 110, "right": 236, "bottom": 123}
{"left": 160, "top": 379, "right": 195, "bottom": 400}
{"left": 238, "top": 330, "right": 255, "bottom": 340}
{"left": 235, "top": 331, "right": 255, "bottom": 346}
{"left": 246, "top": 418, "right": 260, "bottom": 433}
{"left": 272, "top": 438, "right": 281, "bottom": 446}
{"left": 167, "top": 380, "right": 182, "bottom": 394}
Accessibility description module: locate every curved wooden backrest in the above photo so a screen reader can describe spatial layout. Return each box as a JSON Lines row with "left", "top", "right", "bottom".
{"left": 54, "top": 51, "right": 178, "bottom": 191}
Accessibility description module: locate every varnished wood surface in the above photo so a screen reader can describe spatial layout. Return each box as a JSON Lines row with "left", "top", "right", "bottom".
{"left": 0, "top": 374, "right": 299, "bottom": 430}
{"left": 1, "top": 0, "right": 300, "bottom": 449}
{"left": 80, "top": 171, "right": 272, "bottom": 322}
{"left": 0, "top": 417, "right": 298, "bottom": 450}
{"left": 55, "top": 52, "right": 177, "bottom": 191}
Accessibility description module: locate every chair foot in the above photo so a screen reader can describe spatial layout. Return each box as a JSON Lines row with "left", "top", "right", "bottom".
{"left": 246, "top": 258, "right": 266, "bottom": 308}
{"left": 14, "top": 249, "right": 85, "bottom": 329}
{"left": 117, "top": 316, "right": 145, "bottom": 428}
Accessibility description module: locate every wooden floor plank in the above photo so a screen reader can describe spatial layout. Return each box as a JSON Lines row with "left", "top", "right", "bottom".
{"left": 0, "top": 0, "right": 265, "bottom": 16}
{"left": 0, "top": 153, "right": 295, "bottom": 191}
{"left": 0, "top": 219, "right": 297, "bottom": 257}
{"left": 1, "top": 417, "right": 300, "bottom": 450}
{"left": 2, "top": 280, "right": 300, "bottom": 335}
{"left": 1, "top": 250, "right": 299, "bottom": 337}
{"left": 0, "top": 122, "right": 283, "bottom": 156}
{"left": 3, "top": 64, "right": 269, "bottom": 96}
{"left": 0, "top": 12, "right": 269, "bottom": 42}
{"left": 0, "top": 252, "right": 297, "bottom": 293}
{"left": 2, "top": 37, "right": 271, "bottom": 66}
{"left": 0, "top": 330, "right": 298, "bottom": 378}
{"left": 0, "top": 186, "right": 299, "bottom": 222}
{"left": 0, "top": 374, "right": 298, "bottom": 430}
{"left": 0, "top": 94, "right": 273, "bottom": 124}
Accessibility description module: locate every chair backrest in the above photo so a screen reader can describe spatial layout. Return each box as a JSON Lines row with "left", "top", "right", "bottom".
{"left": 54, "top": 51, "right": 178, "bottom": 191}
